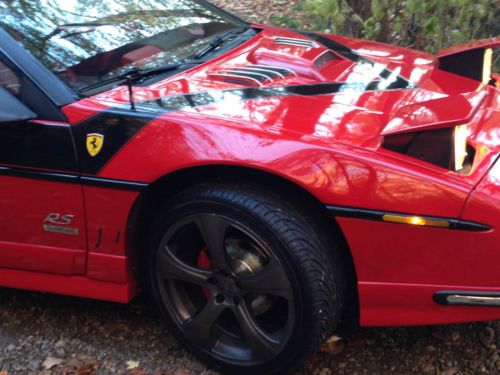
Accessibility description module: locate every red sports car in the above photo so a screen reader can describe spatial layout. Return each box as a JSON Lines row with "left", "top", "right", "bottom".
{"left": 0, "top": 0, "right": 498, "bottom": 373}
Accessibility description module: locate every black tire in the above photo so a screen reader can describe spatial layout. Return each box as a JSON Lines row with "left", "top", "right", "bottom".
{"left": 145, "top": 183, "right": 345, "bottom": 374}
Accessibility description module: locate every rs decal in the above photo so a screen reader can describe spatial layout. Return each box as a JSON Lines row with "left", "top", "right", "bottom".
{"left": 43, "top": 213, "right": 79, "bottom": 236}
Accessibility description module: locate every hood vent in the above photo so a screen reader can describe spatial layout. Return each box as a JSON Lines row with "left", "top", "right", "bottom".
{"left": 275, "top": 37, "right": 319, "bottom": 49}
{"left": 208, "top": 65, "right": 296, "bottom": 86}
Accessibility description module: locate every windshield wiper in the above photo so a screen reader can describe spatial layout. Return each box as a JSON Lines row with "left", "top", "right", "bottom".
{"left": 194, "top": 28, "right": 248, "bottom": 59}
{"left": 79, "top": 61, "right": 199, "bottom": 95}
{"left": 79, "top": 61, "right": 201, "bottom": 110}
{"left": 79, "top": 28, "right": 251, "bottom": 96}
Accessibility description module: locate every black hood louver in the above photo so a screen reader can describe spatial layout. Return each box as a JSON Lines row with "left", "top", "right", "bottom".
{"left": 208, "top": 64, "right": 296, "bottom": 86}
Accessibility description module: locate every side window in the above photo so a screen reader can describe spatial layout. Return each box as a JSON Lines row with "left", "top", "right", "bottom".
{"left": 0, "top": 54, "right": 65, "bottom": 120}
{"left": 0, "top": 60, "right": 21, "bottom": 96}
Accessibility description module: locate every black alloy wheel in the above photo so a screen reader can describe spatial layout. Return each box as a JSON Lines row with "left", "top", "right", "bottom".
{"left": 146, "top": 183, "right": 344, "bottom": 374}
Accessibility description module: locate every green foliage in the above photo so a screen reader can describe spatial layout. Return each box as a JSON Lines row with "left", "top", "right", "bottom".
{"left": 303, "top": 0, "right": 499, "bottom": 53}
{"left": 271, "top": 14, "right": 302, "bottom": 29}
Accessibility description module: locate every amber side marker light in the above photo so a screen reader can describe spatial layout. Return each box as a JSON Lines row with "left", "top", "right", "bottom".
{"left": 382, "top": 214, "right": 450, "bottom": 228}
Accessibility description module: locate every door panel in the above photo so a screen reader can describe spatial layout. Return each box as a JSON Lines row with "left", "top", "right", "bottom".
{"left": 0, "top": 173, "right": 86, "bottom": 274}
{"left": 0, "top": 58, "right": 87, "bottom": 275}
{"left": 0, "top": 122, "right": 87, "bottom": 275}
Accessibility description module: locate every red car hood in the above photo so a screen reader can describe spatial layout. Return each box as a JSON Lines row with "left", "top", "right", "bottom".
{"left": 69, "top": 26, "right": 499, "bottom": 152}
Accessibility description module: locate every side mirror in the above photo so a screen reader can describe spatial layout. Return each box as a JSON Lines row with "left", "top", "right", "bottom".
{"left": 0, "top": 86, "right": 36, "bottom": 123}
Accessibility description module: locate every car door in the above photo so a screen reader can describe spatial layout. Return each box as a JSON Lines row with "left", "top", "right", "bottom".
{"left": 0, "top": 56, "right": 87, "bottom": 276}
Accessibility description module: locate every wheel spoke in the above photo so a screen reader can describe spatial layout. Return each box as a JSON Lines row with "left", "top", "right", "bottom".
{"left": 238, "top": 260, "right": 291, "bottom": 299}
{"left": 235, "top": 302, "right": 281, "bottom": 361}
{"left": 182, "top": 298, "right": 226, "bottom": 347}
{"left": 194, "top": 214, "right": 232, "bottom": 272}
{"left": 157, "top": 247, "right": 211, "bottom": 285}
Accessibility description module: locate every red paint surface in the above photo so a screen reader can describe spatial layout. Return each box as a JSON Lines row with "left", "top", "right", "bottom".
{"left": 87, "top": 253, "right": 131, "bottom": 283}
{"left": 359, "top": 282, "right": 500, "bottom": 326}
{"left": 0, "top": 267, "right": 136, "bottom": 302}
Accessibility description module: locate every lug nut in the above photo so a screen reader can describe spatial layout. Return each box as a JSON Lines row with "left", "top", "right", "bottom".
{"left": 215, "top": 294, "right": 225, "bottom": 303}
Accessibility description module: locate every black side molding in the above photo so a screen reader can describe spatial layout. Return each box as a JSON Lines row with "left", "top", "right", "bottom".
{"left": 80, "top": 176, "right": 148, "bottom": 191}
{"left": 0, "top": 165, "right": 147, "bottom": 192}
{"left": 326, "top": 205, "right": 491, "bottom": 232}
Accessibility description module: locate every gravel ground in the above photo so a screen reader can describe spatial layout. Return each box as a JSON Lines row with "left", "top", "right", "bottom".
{"left": 0, "top": 288, "right": 499, "bottom": 374}
{"left": 1, "top": 1, "right": 499, "bottom": 375}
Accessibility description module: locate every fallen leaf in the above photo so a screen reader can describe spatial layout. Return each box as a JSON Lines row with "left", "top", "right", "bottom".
{"left": 56, "top": 357, "right": 98, "bottom": 375}
{"left": 75, "top": 364, "right": 99, "bottom": 375}
{"left": 320, "top": 335, "right": 344, "bottom": 355}
{"left": 126, "top": 361, "right": 140, "bottom": 370}
{"left": 440, "top": 368, "right": 459, "bottom": 375}
{"left": 42, "top": 357, "right": 64, "bottom": 370}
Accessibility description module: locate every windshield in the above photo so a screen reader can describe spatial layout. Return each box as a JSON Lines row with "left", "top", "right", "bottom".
{"left": 0, "top": 0, "right": 247, "bottom": 92}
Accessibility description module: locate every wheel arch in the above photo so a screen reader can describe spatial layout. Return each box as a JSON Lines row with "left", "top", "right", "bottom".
{"left": 126, "top": 164, "right": 359, "bottom": 325}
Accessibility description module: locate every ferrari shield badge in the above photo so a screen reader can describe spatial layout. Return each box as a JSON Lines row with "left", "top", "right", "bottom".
{"left": 86, "top": 133, "right": 104, "bottom": 157}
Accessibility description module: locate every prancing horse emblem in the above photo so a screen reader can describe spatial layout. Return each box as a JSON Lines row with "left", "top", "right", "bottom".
{"left": 86, "top": 133, "right": 104, "bottom": 157}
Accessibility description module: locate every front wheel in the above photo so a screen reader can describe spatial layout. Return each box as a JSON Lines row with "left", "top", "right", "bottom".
{"left": 145, "top": 184, "right": 344, "bottom": 374}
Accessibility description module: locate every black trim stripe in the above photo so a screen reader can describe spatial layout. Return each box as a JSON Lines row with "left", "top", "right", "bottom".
{"left": 326, "top": 205, "right": 490, "bottom": 231}
{"left": 0, "top": 165, "right": 78, "bottom": 183}
{"left": 300, "top": 32, "right": 361, "bottom": 62}
{"left": 135, "top": 79, "right": 415, "bottom": 114}
{"left": 80, "top": 176, "right": 148, "bottom": 191}
{"left": 0, "top": 165, "right": 147, "bottom": 191}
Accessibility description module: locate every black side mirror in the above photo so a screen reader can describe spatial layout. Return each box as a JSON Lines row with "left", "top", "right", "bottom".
{"left": 0, "top": 86, "right": 36, "bottom": 123}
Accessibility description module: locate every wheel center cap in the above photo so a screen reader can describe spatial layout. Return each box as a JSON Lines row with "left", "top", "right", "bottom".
{"left": 218, "top": 275, "right": 239, "bottom": 297}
